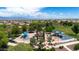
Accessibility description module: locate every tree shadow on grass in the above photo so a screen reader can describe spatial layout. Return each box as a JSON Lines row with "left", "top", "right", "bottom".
{"left": 0, "top": 45, "right": 8, "bottom": 51}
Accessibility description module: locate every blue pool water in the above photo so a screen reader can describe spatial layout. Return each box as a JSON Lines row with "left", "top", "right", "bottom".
{"left": 60, "top": 35, "right": 72, "bottom": 40}
{"left": 52, "top": 30, "right": 72, "bottom": 40}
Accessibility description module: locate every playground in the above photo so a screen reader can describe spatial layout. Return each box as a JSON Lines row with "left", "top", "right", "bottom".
{"left": 8, "top": 32, "right": 36, "bottom": 46}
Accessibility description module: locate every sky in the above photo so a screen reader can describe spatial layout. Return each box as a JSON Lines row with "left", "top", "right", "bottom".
{"left": 0, "top": 7, "right": 79, "bottom": 19}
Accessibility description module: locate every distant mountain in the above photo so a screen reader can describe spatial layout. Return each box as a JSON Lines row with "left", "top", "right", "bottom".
{"left": 0, "top": 16, "right": 79, "bottom": 20}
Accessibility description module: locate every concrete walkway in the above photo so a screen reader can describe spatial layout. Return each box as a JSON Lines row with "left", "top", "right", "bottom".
{"left": 53, "top": 41, "right": 79, "bottom": 51}
{"left": 64, "top": 45, "right": 72, "bottom": 51}
{"left": 54, "top": 41, "right": 79, "bottom": 48}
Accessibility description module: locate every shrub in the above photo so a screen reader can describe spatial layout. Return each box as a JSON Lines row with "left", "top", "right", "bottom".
{"left": 45, "top": 26, "right": 55, "bottom": 32}
{"left": 74, "top": 44, "right": 79, "bottom": 50}
{"left": 71, "top": 24, "right": 79, "bottom": 35}
{"left": 59, "top": 46, "right": 64, "bottom": 49}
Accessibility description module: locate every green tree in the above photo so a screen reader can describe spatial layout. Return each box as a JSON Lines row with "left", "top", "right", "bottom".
{"left": 0, "top": 31, "right": 8, "bottom": 50}
{"left": 11, "top": 25, "right": 20, "bottom": 37}
{"left": 63, "top": 21, "right": 73, "bottom": 26}
{"left": 22, "top": 25, "right": 27, "bottom": 32}
{"left": 30, "top": 34, "right": 45, "bottom": 51}
{"left": 3, "top": 24, "right": 7, "bottom": 28}
{"left": 45, "top": 26, "right": 55, "bottom": 32}
{"left": 74, "top": 44, "right": 79, "bottom": 50}
{"left": 30, "top": 37, "right": 37, "bottom": 46}
{"left": 45, "top": 47, "right": 55, "bottom": 51}
{"left": 29, "top": 23, "right": 36, "bottom": 32}
{"left": 71, "top": 24, "right": 79, "bottom": 35}
{"left": 29, "top": 22, "right": 43, "bottom": 32}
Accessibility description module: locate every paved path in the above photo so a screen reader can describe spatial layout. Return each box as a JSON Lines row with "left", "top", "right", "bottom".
{"left": 53, "top": 41, "right": 79, "bottom": 51}
{"left": 64, "top": 45, "right": 72, "bottom": 51}
{"left": 54, "top": 41, "right": 79, "bottom": 48}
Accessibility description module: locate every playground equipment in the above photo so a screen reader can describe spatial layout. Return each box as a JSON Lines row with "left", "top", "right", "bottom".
{"left": 21, "top": 32, "right": 29, "bottom": 40}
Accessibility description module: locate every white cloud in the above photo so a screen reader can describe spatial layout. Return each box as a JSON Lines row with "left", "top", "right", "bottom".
{"left": 0, "top": 7, "right": 53, "bottom": 19}
{"left": 0, "top": 7, "right": 69, "bottom": 19}
{"left": 0, "top": 7, "right": 41, "bottom": 17}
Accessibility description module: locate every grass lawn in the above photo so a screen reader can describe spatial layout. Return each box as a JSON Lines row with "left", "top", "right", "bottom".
{"left": 7, "top": 43, "right": 33, "bottom": 51}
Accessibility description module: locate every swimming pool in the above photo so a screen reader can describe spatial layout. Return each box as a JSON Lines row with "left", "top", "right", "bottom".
{"left": 59, "top": 35, "right": 76, "bottom": 43}
{"left": 60, "top": 35, "right": 72, "bottom": 40}
{"left": 51, "top": 30, "right": 76, "bottom": 43}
